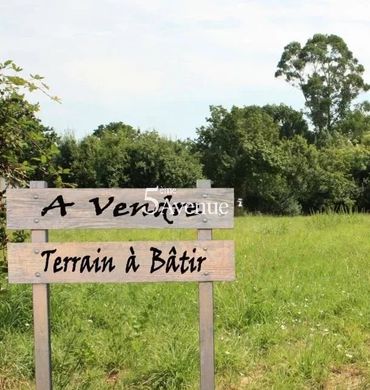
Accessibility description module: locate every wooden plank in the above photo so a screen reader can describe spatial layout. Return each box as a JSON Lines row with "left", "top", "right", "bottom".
{"left": 30, "top": 181, "right": 52, "bottom": 390}
{"left": 7, "top": 241, "right": 235, "bottom": 284}
{"left": 197, "top": 180, "right": 215, "bottom": 390}
{"left": 6, "top": 188, "right": 234, "bottom": 229}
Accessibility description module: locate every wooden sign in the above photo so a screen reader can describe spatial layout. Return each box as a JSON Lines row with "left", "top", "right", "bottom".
{"left": 6, "top": 181, "right": 234, "bottom": 390}
{"left": 8, "top": 241, "right": 235, "bottom": 284}
{"left": 6, "top": 188, "right": 234, "bottom": 229}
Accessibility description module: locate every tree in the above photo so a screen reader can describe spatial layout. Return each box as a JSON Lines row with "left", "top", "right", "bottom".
{"left": 334, "top": 101, "right": 370, "bottom": 143}
{"left": 275, "top": 34, "right": 370, "bottom": 136}
{"left": 125, "top": 132, "right": 203, "bottom": 188}
{"left": 195, "top": 105, "right": 303, "bottom": 214}
{"left": 92, "top": 121, "right": 138, "bottom": 139}
{"left": 195, "top": 105, "right": 370, "bottom": 214}
{"left": 0, "top": 61, "right": 60, "bottom": 188}
{"left": 0, "top": 59, "right": 61, "bottom": 266}
{"left": 58, "top": 123, "right": 203, "bottom": 189}
{"left": 262, "top": 104, "right": 312, "bottom": 141}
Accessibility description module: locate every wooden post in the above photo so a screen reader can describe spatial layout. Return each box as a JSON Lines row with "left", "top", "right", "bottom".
{"left": 197, "top": 179, "right": 215, "bottom": 390}
{"left": 30, "top": 181, "right": 52, "bottom": 390}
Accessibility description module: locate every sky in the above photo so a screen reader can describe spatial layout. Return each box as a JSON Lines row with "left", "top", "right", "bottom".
{"left": 2, "top": 0, "right": 370, "bottom": 139}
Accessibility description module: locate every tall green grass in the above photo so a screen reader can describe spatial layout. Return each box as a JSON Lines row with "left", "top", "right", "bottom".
{"left": 1, "top": 214, "right": 370, "bottom": 389}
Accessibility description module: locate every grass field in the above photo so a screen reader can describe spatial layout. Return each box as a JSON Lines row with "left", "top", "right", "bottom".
{"left": 1, "top": 214, "right": 370, "bottom": 389}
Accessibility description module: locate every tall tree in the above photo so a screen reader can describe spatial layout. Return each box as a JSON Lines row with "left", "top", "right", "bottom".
{"left": 275, "top": 34, "right": 370, "bottom": 136}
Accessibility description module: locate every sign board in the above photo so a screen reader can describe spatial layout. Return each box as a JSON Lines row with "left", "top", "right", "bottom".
{"left": 6, "top": 188, "right": 234, "bottom": 229}
{"left": 8, "top": 241, "right": 234, "bottom": 284}
{"left": 6, "top": 182, "right": 234, "bottom": 390}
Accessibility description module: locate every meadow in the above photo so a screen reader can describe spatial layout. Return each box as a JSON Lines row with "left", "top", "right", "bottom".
{"left": 1, "top": 214, "right": 370, "bottom": 389}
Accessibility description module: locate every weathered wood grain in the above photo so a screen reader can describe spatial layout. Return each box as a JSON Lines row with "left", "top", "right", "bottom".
{"left": 30, "top": 181, "right": 52, "bottom": 390}
{"left": 197, "top": 179, "right": 215, "bottom": 390}
{"left": 8, "top": 240, "right": 235, "bottom": 284}
{"left": 6, "top": 188, "right": 234, "bottom": 229}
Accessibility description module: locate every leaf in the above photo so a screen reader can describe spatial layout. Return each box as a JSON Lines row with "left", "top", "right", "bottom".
{"left": 30, "top": 73, "right": 44, "bottom": 80}
{"left": 5, "top": 76, "right": 26, "bottom": 86}
{"left": 11, "top": 63, "right": 22, "bottom": 72}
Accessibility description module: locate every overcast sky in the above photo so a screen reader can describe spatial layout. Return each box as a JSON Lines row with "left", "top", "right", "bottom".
{"left": 2, "top": 0, "right": 370, "bottom": 139}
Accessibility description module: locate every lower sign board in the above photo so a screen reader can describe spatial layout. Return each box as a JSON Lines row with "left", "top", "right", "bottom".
{"left": 8, "top": 241, "right": 235, "bottom": 284}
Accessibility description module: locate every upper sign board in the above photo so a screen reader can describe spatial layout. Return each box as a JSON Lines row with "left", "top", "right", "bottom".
{"left": 7, "top": 188, "right": 234, "bottom": 229}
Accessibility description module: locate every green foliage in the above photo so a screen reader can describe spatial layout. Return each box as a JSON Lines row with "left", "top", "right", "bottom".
{"left": 262, "top": 103, "right": 312, "bottom": 141}
{"left": 195, "top": 104, "right": 370, "bottom": 215}
{"left": 0, "top": 58, "right": 61, "bottom": 267}
{"left": 125, "top": 132, "right": 203, "bottom": 188}
{"left": 195, "top": 105, "right": 280, "bottom": 202}
{"left": 0, "top": 59, "right": 60, "bottom": 103}
{"left": 345, "top": 145, "right": 370, "bottom": 210}
{"left": 195, "top": 106, "right": 303, "bottom": 214}
{"left": 275, "top": 34, "right": 370, "bottom": 134}
{"left": 58, "top": 123, "right": 203, "bottom": 189}
{"left": 334, "top": 101, "right": 370, "bottom": 143}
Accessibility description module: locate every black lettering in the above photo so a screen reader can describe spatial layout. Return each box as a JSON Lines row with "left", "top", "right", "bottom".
{"left": 188, "top": 247, "right": 197, "bottom": 272}
{"left": 102, "top": 256, "right": 115, "bottom": 272}
{"left": 80, "top": 256, "right": 93, "bottom": 272}
{"left": 130, "top": 202, "right": 150, "bottom": 216}
{"left": 178, "top": 251, "right": 190, "bottom": 274}
{"left": 185, "top": 202, "right": 200, "bottom": 216}
{"left": 41, "top": 249, "right": 57, "bottom": 272}
{"left": 160, "top": 196, "right": 174, "bottom": 224}
{"left": 41, "top": 195, "right": 75, "bottom": 217}
{"left": 113, "top": 202, "right": 129, "bottom": 217}
{"left": 63, "top": 256, "right": 81, "bottom": 272}
{"left": 71, "top": 256, "right": 80, "bottom": 272}
{"left": 125, "top": 247, "right": 139, "bottom": 273}
{"left": 197, "top": 256, "right": 207, "bottom": 271}
{"left": 165, "top": 246, "right": 179, "bottom": 273}
{"left": 171, "top": 202, "right": 184, "bottom": 216}
{"left": 89, "top": 196, "right": 115, "bottom": 215}
{"left": 53, "top": 256, "right": 63, "bottom": 272}
{"left": 91, "top": 258, "right": 102, "bottom": 272}
{"left": 150, "top": 247, "right": 165, "bottom": 273}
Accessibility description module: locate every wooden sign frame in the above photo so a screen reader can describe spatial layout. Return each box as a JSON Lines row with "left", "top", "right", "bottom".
{"left": 6, "top": 180, "right": 235, "bottom": 390}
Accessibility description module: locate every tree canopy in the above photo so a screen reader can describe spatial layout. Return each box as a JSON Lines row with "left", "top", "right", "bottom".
{"left": 57, "top": 123, "right": 203, "bottom": 189}
{"left": 275, "top": 34, "right": 370, "bottom": 136}
{"left": 1, "top": 33, "right": 370, "bottom": 223}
